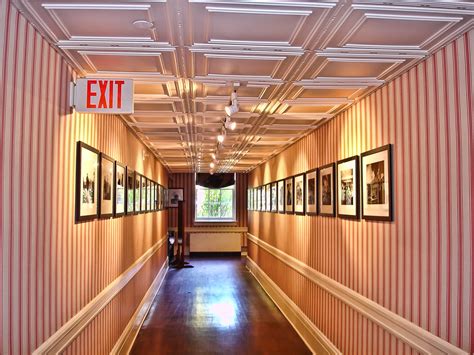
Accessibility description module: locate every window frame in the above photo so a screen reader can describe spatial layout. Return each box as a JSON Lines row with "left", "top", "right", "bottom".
{"left": 194, "top": 175, "right": 237, "bottom": 223}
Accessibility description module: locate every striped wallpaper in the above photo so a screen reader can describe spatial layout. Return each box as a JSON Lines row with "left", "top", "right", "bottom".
{"left": 1, "top": 2, "right": 169, "bottom": 354}
{"left": 248, "top": 29, "right": 474, "bottom": 353}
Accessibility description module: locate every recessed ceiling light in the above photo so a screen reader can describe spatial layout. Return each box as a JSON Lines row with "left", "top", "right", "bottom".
{"left": 133, "top": 20, "right": 154, "bottom": 30}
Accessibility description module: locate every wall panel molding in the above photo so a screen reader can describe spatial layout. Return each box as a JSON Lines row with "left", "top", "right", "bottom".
{"left": 111, "top": 258, "right": 169, "bottom": 355}
{"left": 247, "top": 257, "right": 341, "bottom": 355}
{"left": 33, "top": 236, "right": 168, "bottom": 355}
{"left": 248, "top": 233, "right": 467, "bottom": 355}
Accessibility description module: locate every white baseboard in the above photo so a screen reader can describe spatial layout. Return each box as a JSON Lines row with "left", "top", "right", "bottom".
{"left": 246, "top": 257, "right": 341, "bottom": 355}
{"left": 111, "top": 258, "right": 169, "bottom": 354}
{"left": 33, "top": 236, "right": 168, "bottom": 355}
{"left": 247, "top": 233, "right": 468, "bottom": 355}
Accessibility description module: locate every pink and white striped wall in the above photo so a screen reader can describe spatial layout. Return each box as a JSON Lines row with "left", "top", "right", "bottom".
{"left": 1, "top": 2, "right": 169, "bottom": 354}
{"left": 248, "top": 29, "right": 474, "bottom": 353}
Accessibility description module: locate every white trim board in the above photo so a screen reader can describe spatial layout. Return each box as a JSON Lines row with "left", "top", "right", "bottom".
{"left": 33, "top": 236, "right": 168, "bottom": 355}
{"left": 247, "top": 233, "right": 467, "bottom": 355}
{"left": 111, "top": 258, "right": 169, "bottom": 354}
{"left": 247, "top": 257, "right": 341, "bottom": 355}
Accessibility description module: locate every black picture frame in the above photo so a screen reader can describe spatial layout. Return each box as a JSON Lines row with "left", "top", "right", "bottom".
{"left": 361, "top": 144, "right": 393, "bottom": 221}
{"left": 114, "top": 161, "right": 126, "bottom": 217}
{"left": 337, "top": 155, "right": 360, "bottom": 219}
{"left": 160, "top": 185, "right": 165, "bottom": 210}
{"left": 265, "top": 184, "right": 271, "bottom": 212}
{"left": 169, "top": 188, "right": 183, "bottom": 208}
{"left": 285, "top": 176, "right": 294, "bottom": 214}
{"left": 277, "top": 179, "right": 285, "bottom": 214}
{"left": 134, "top": 173, "right": 141, "bottom": 213}
{"left": 146, "top": 178, "right": 152, "bottom": 212}
{"left": 257, "top": 186, "right": 262, "bottom": 211}
{"left": 318, "top": 163, "right": 336, "bottom": 217}
{"left": 75, "top": 141, "right": 100, "bottom": 223}
{"left": 99, "top": 153, "right": 115, "bottom": 219}
{"left": 125, "top": 168, "right": 135, "bottom": 215}
{"left": 271, "top": 182, "right": 277, "bottom": 213}
{"left": 294, "top": 173, "right": 305, "bottom": 215}
{"left": 305, "top": 168, "right": 318, "bottom": 216}
{"left": 140, "top": 175, "right": 147, "bottom": 213}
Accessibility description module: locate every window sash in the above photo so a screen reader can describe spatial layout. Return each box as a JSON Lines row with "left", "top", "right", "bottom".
{"left": 195, "top": 185, "right": 236, "bottom": 222}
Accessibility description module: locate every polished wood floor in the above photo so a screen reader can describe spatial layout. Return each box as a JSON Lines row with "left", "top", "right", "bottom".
{"left": 131, "top": 256, "right": 311, "bottom": 355}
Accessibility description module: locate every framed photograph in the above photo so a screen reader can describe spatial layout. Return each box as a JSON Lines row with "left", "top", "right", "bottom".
{"left": 114, "top": 162, "right": 126, "bottom": 217}
{"left": 318, "top": 163, "right": 336, "bottom": 217}
{"left": 126, "top": 168, "right": 135, "bottom": 215}
{"left": 257, "top": 186, "right": 262, "bottom": 211}
{"left": 361, "top": 144, "right": 393, "bottom": 221}
{"left": 271, "top": 182, "right": 277, "bottom": 213}
{"left": 153, "top": 182, "right": 158, "bottom": 211}
{"left": 305, "top": 169, "right": 317, "bottom": 215}
{"left": 261, "top": 184, "right": 266, "bottom": 212}
{"left": 146, "top": 178, "right": 152, "bottom": 212}
{"left": 253, "top": 188, "right": 257, "bottom": 212}
{"left": 169, "top": 188, "right": 183, "bottom": 208}
{"left": 160, "top": 185, "right": 165, "bottom": 209}
{"left": 337, "top": 155, "right": 360, "bottom": 219}
{"left": 285, "top": 177, "right": 294, "bottom": 214}
{"left": 99, "top": 153, "right": 114, "bottom": 218}
{"left": 164, "top": 187, "right": 169, "bottom": 209}
{"left": 294, "top": 173, "right": 305, "bottom": 215}
{"left": 140, "top": 175, "right": 147, "bottom": 213}
{"left": 265, "top": 184, "right": 271, "bottom": 212}
{"left": 75, "top": 142, "right": 99, "bottom": 222}
{"left": 277, "top": 180, "right": 285, "bottom": 214}
{"left": 134, "top": 173, "right": 141, "bottom": 213}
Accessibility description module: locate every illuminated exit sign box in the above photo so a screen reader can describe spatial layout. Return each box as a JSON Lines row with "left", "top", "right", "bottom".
{"left": 73, "top": 78, "right": 134, "bottom": 114}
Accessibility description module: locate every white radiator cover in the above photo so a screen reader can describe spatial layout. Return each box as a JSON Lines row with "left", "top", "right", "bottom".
{"left": 190, "top": 233, "right": 242, "bottom": 252}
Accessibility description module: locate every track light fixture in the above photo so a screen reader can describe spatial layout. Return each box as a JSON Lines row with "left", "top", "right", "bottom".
{"left": 224, "top": 90, "right": 239, "bottom": 116}
{"left": 217, "top": 134, "right": 225, "bottom": 143}
{"left": 210, "top": 162, "right": 215, "bottom": 168}
{"left": 224, "top": 115, "right": 237, "bottom": 131}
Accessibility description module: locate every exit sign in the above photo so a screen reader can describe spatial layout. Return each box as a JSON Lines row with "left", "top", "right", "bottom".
{"left": 73, "top": 78, "right": 134, "bottom": 114}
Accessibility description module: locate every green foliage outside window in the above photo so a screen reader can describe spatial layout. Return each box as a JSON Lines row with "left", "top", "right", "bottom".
{"left": 196, "top": 186, "right": 234, "bottom": 220}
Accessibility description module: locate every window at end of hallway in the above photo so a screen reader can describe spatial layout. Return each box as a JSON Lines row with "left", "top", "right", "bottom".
{"left": 195, "top": 174, "right": 236, "bottom": 222}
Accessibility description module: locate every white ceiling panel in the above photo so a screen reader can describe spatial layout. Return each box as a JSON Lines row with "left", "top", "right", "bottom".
{"left": 14, "top": 0, "right": 474, "bottom": 172}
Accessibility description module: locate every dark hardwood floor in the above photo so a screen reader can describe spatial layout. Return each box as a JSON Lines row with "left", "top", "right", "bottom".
{"left": 130, "top": 256, "right": 311, "bottom": 355}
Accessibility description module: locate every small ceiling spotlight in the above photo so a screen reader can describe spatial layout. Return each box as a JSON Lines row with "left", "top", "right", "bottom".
{"left": 210, "top": 162, "right": 215, "bottom": 169}
{"left": 211, "top": 153, "right": 216, "bottom": 160}
{"left": 217, "top": 134, "right": 225, "bottom": 143}
{"left": 224, "top": 90, "right": 239, "bottom": 116}
{"left": 224, "top": 115, "right": 237, "bottom": 131}
{"left": 210, "top": 170, "right": 215, "bottom": 175}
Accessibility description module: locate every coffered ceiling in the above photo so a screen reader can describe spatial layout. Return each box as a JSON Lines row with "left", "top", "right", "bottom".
{"left": 14, "top": 0, "right": 474, "bottom": 172}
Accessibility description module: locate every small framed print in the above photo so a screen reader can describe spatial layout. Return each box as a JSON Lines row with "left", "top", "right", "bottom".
{"left": 305, "top": 169, "right": 317, "bottom": 215}
{"left": 318, "top": 163, "right": 335, "bottom": 217}
{"left": 294, "top": 173, "right": 305, "bottom": 215}
{"left": 140, "top": 175, "right": 147, "bottom": 213}
{"left": 247, "top": 188, "right": 252, "bottom": 211}
{"left": 99, "top": 153, "right": 114, "bottom": 218}
{"left": 169, "top": 188, "right": 183, "bottom": 208}
{"left": 271, "top": 182, "right": 277, "bottom": 213}
{"left": 285, "top": 177, "right": 294, "bottom": 214}
{"left": 134, "top": 173, "right": 141, "bottom": 213}
{"left": 147, "top": 178, "right": 152, "bottom": 212}
{"left": 75, "top": 142, "right": 99, "bottom": 222}
{"left": 253, "top": 188, "right": 257, "bottom": 211}
{"left": 126, "top": 168, "right": 135, "bottom": 215}
{"left": 164, "top": 187, "right": 169, "bottom": 209}
{"left": 257, "top": 186, "right": 262, "bottom": 211}
{"left": 337, "top": 155, "right": 360, "bottom": 219}
{"left": 277, "top": 180, "right": 285, "bottom": 214}
{"left": 261, "top": 184, "right": 267, "bottom": 212}
{"left": 265, "top": 184, "right": 271, "bottom": 212}
{"left": 160, "top": 185, "right": 165, "bottom": 209}
{"left": 114, "top": 162, "right": 126, "bottom": 217}
{"left": 153, "top": 182, "right": 158, "bottom": 211}
{"left": 361, "top": 144, "right": 393, "bottom": 221}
